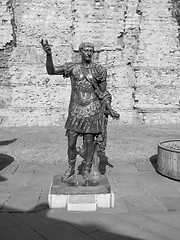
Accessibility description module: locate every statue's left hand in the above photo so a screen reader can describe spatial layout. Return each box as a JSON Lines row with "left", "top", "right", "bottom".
{"left": 106, "top": 102, "right": 120, "bottom": 119}
{"left": 109, "top": 109, "right": 120, "bottom": 120}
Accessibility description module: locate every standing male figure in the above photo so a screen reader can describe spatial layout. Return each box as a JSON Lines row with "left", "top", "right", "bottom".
{"left": 42, "top": 40, "right": 119, "bottom": 181}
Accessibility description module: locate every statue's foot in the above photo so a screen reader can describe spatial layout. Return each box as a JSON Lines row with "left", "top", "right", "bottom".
{"left": 61, "top": 159, "right": 76, "bottom": 181}
{"left": 83, "top": 170, "right": 90, "bottom": 181}
{"left": 61, "top": 168, "right": 75, "bottom": 181}
{"left": 83, "top": 170, "right": 94, "bottom": 186}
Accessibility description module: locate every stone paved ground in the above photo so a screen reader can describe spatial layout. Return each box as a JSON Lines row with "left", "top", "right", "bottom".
{"left": 1, "top": 123, "right": 180, "bottom": 240}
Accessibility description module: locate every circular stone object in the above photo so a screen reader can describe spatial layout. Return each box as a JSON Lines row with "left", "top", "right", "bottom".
{"left": 157, "top": 139, "right": 180, "bottom": 180}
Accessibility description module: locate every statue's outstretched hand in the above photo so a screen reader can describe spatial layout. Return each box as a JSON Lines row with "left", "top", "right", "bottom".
{"left": 41, "top": 39, "right": 52, "bottom": 55}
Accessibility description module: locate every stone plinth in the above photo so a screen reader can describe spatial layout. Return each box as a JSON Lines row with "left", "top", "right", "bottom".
{"left": 48, "top": 175, "right": 114, "bottom": 211}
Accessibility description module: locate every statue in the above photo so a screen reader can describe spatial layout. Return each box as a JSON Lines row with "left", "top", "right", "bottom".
{"left": 41, "top": 40, "right": 119, "bottom": 185}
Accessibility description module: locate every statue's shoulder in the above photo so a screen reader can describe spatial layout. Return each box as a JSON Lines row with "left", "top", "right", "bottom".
{"left": 63, "top": 62, "right": 76, "bottom": 77}
{"left": 69, "top": 62, "right": 81, "bottom": 69}
{"left": 64, "top": 62, "right": 75, "bottom": 69}
{"left": 93, "top": 62, "right": 107, "bottom": 73}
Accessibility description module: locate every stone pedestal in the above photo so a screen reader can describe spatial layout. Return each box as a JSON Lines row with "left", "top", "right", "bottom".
{"left": 48, "top": 175, "right": 114, "bottom": 211}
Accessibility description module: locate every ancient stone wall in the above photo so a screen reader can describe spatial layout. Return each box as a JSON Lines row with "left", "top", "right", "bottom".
{"left": 0, "top": 0, "right": 180, "bottom": 126}
{"left": 134, "top": 0, "right": 180, "bottom": 123}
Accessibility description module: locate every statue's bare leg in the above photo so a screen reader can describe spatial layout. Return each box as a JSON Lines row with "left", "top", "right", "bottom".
{"left": 61, "top": 130, "right": 79, "bottom": 180}
{"left": 83, "top": 134, "right": 96, "bottom": 180}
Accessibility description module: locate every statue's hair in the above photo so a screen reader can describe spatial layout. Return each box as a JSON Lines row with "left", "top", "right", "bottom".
{"left": 79, "top": 42, "right": 94, "bottom": 52}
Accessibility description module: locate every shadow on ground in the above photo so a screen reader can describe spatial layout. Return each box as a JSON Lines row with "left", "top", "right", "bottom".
{"left": 150, "top": 154, "right": 158, "bottom": 171}
{"left": 0, "top": 138, "right": 16, "bottom": 181}
{"left": 0, "top": 139, "right": 17, "bottom": 146}
{"left": 0, "top": 204, "right": 145, "bottom": 240}
{"left": 0, "top": 153, "right": 14, "bottom": 182}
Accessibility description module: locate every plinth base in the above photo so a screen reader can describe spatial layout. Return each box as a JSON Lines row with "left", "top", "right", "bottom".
{"left": 48, "top": 175, "right": 114, "bottom": 211}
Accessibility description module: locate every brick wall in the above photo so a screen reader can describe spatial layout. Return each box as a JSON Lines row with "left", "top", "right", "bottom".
{"left": 0, "top": 0, "right": 180, "bottom": 126}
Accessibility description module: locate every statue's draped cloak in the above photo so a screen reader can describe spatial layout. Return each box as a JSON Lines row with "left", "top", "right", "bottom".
{"left": 62, "top": 62, "right": 107, "bottom": 135}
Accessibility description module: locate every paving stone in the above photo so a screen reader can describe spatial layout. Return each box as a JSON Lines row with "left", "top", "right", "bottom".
{"left": 15, "top": 164, "right": 37, "bottom": 173}
{"left": 35, "top": 189, "right": 49, "bottom": 211}
{"left": 36, "top": 222, "right": 94, "bottom": 240}
{"left": 0, "top": 174, "right": 8, "bottom": 182}
{"left": 110, "top": 212, "right": 180, "bottom": 240}
{"left": 89, "top": 217, "right": 165, "bottom": 240}
{"left": 166, "top": 179, "right": 180, "bottom": 192}
{"left": 0, "top": 164, "right": 19, "bottom": 175}
{"left": 122, "top": 195, "right": 167, "bottom": 212}
{"left": 157, "top": 197, "right": 180, "bottom": 211}
{"left": 118, "top": 212, "right": 154, "bottom": 226}
{"left": 111, "top": 164, "right": 139, "bottom": 173}
{"left": 108, "top": 173, "right": 143, "bottom": 184}
{"left": 135, "top": 163, "right": 155, "bottom": 172}
{"left": 119, "top": 211, "right": 180, "bottom": 239}
{"left": 112, "top": 182, "right": 147, "bottom": 197}
{"left": 0, "top": 224, "right": 45, "bottom": 240}
{"left": 3, "top": 189, "right": 41, "bottom": 212}
{"left": 89, "top": 230, "right": 136, "bottom": 240}
{"left": 118, "top": 212, "right": 180, "bottom": 239}
{"left": 96, "top": 196, "right": 128, "bottom": 214}
{"left": 144, "top": 182, "right": 180, "bottom": 198}
{"left": 0, "top": 213, "right": 21, "bottom": 229}
{"left": 13, "top": 210, "right": 60, "bottom": 228}
{"left": 0, "top": 173, "right": 34, "bottom": 193}
{"left": 136, "top": 218, "right": 180, "bottom": 240}
{"left": 0, "top": 193, "right": 10, "bottom": 208}
{"left": 139, "top": 172, "right": 166, "bottom": 183}
{"left": 144, "top": 212, "right": 180, "bottom": 231}
{"left": 46, "top": 211, "right": 102, "bottom": 234}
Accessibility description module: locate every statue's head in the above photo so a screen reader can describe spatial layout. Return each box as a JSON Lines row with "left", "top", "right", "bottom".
{"left": 79, "top": 42, "right": 94, "bottom": 52}
{"left": 79, "top": 42, "right": 94, "bottom": 63}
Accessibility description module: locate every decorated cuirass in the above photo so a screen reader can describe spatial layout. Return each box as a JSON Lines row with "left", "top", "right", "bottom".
{"left": 64, "top": 62, "right": 107, "bottom": 134}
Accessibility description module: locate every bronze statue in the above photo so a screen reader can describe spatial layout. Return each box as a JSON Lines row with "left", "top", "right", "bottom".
{"left": 41, "top": 40, "right": 119, "bottom": 184}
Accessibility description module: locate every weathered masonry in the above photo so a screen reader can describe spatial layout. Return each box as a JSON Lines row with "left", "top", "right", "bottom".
{"left": 1, "top": 0, "right": 180, "bottom": 126}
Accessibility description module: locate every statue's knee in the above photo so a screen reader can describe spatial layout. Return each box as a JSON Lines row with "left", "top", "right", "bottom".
{"left": 85, "top": 138, "right": 94, "bottom": 147}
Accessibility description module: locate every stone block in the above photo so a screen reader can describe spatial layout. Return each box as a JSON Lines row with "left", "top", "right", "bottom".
{"left": 48, "top": 194, "right": 67, "bottom": 209}
{"left": 67, "top": 195, "right": 96, "bottom": 211}
{"left": 96, "top": 192, "right": 114, "bottom": 208}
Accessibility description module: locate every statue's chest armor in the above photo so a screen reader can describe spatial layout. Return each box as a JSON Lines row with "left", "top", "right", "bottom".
{"left": 71, "top": 65, "right": 97, "bottom": 106}
{"left": 72, "top": 65, "right": 94, "bottom": 92}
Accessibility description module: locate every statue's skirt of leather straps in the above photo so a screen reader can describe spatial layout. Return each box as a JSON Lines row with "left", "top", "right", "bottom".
{"left": 65, "top": 99, "right": 103, "bottom": 134}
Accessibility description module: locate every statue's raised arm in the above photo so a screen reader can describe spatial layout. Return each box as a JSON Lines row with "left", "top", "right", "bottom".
{"left": 41, "top": 39, "right": 65, "bottom": 75}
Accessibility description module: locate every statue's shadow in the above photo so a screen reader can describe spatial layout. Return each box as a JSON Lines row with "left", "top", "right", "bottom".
{"left": 78, "top": 152, "right": 113, "bottom": 175}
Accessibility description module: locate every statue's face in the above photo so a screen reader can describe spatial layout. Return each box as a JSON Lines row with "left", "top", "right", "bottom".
{"left": 80, "top": 46, "right": 94, "bottom": 63}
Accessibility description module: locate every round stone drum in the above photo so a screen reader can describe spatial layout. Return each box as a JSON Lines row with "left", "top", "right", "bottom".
{"left": 157, "top": 139, "right": 180, "bottom": 180}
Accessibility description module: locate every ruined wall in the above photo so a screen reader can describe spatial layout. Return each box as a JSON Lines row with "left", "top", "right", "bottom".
{"left": 0, "top": 0, "right": 180, "bottom": 126}
{"left": 134, "top": 0, "right": 180, "bottom": 123}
